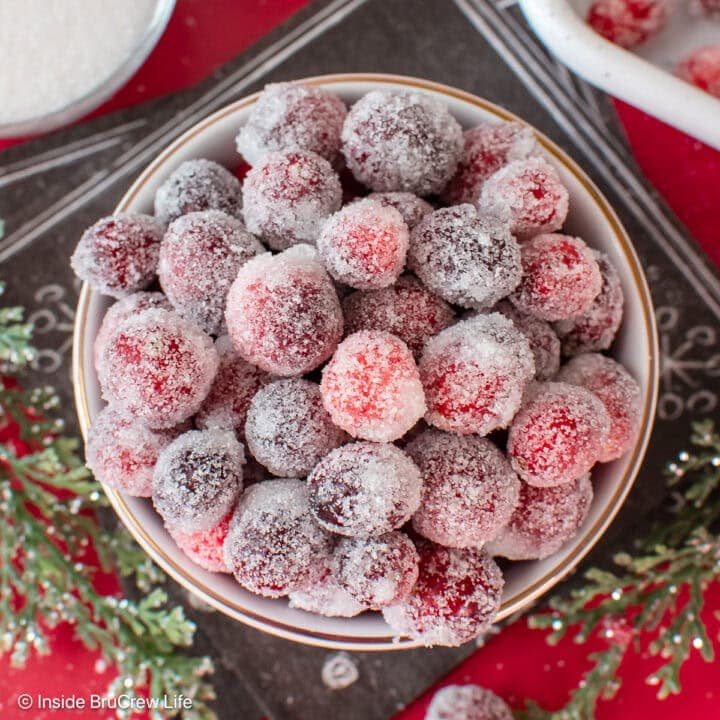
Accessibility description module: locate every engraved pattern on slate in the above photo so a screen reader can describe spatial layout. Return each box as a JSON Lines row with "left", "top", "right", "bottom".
{"left": 1, "top": 1, "right": 719, "bottom": 718}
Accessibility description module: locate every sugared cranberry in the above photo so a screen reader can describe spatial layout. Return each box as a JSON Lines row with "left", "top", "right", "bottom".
{"left": 678, "top": 45, "right": 720, "bottom": 99}
{"left": 71, "top": 213, "right": 163, "bottom": 298}
{"left": 168, "top": 512, "right": 233, "bottom": 573}
{"left": 406, "top": 429, "right": 520, "bottom": 548}
{"left": 426, "top": 685, "right": 514, "bottom": 720}
{"left": 341, "top": 90, "right": 462, "bottom": 195}
{"left": 558, "top": 353, "right": 642, "bottom": 462}
{"left": 236, "top": 82, "right": 347, "bottom": 165}
{"left": 419, "top": 314, "right": 534, "bottom": 436}
{"left": 307, "top": 442, "right": 422, "bottom": 537}
{"left": 225, "top": 244, "right": 343, "bottom": 376}
{"left": 382, "top": 541, "right": 503, "bottom": 647}
{"left": 241, "top": 150, "right": 341, "bottom": 251}
{"left": 507, "top": 382, "right": 611, "bottom": 487}
{"left": 587, "top": 0, "right": 670, "bottom": 49}
{"left": 510, "top": 234, "right": 602, "bottom": 322}
{"left": 320, "top": 331, "right": 425, "bottom": 442}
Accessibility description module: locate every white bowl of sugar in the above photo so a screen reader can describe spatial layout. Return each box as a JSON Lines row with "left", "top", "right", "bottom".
{"left": 0, "top": 0, "right": 175, "bottom": 138}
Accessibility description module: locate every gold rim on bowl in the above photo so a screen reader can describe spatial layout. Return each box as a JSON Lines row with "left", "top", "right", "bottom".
{"left": 72, "top": 73, "right": 660, "bottom": 651}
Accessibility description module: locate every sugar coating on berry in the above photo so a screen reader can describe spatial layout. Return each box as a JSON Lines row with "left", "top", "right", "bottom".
{"left": 554, "top": 252, "right": 624, "bottom": 356}
{"left": 367, "top": 192, "right": 433, "bottom": 229}
{"left": 195, "top": 335, "right": 269, "bottom": 438}
{"left": 508, "top": 382, "right": 611, "bottom": 487}
{"left": 86, "top": 406, "right": 181, "bottom": 497}
{"left": 224, "top": 478, "right": 332, "bottom": 597}
{"left": 158, "top": 210, "right": 264, "bottom": 335}
{"left": 558, "top": 353, "right": 642, "bottom": 462}
{"left": 341, "top": 90, "right": 462, "bottom": 195}
{"left": 587, "top": 0, "right": 670, "bottom": 49}
{"left": 154, "top": 159, "right": 243, "bottom": 226}
{"left": 236, "top": 82, "right": 347, "bottom": 165}
{"left": 678, "top": 45, "right": 720, "bottom": 99}
{"left": 333, "top": 532, "right": 419, "bottom": 609}
{"left": 488, "top": 301, "right": 560, "bottom": 381}
{"left": 71, "top": 213, "right": 163, "bottom": 298}
{"left": 317, "top": 199, "right": 409, "bottom": 290}
{"left": 510, "top": 234, "right": 602, "bottom": 322}
{"left": 153, "top": 429, "right": 243, "bottom": 533}
{"left": 94, "top": 292, "right": 171, "bottom": 373}
{"left": 443, "top": 121, "right": 538, "bottom": 205}
{"left": 382, "top": 542, "right": 503, "bottom": 647}
{"left": 307, "top": 442, "right": 423, "bottom": 537}
{"left": 486, "top": 475, "right": 593, "bottom": 561}
{"left": 245, "top": 378, "right": 346, "bottom": 477}
{"left": 426, "top": 685, "right": 514, "bottom": 720}
{"left": 99, "top": 308, "right": 218, "bottom": 428}
{"left": 478, "top": 157, "right": 569, "bottom": 240}
{"left": 320, "top": 331, "right": 426, "bottom": 442}
{"left": 225, "top": 244, "right": 343, "bottom": 376}
{"left": 289, "top": 558, "right": 365, "bottom": 618}
{"left": 406, "top": 429, "right": 520, "bottom": 548}
{"left": 420, "top": 314, "right": 535, "bottom": 436}
{"left": 241, "top": 150, "right": 342, "bottom": 251}
{"left": 168, "top": 512, "right": 233, "bottom": 573}
{"left": 408, "top": 205, "right": 522, "bottom": 309}
{"left": 342, "top": 275, "right": 455, "bottom": 361}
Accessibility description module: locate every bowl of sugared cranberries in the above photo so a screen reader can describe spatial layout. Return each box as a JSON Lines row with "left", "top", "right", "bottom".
{"left": 72, "top": 75, "right": 658, "bottom": 650}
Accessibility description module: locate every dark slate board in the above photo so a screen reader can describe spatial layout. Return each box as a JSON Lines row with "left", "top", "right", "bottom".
{"left": 1, "top": 1, "right": 719, "bottom": 718}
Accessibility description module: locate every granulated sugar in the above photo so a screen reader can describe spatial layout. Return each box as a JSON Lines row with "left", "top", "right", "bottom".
{"left": 0, "top": 0, "right": 158, "bottom": 125}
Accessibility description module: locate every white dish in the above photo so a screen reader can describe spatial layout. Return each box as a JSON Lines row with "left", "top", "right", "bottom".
{"left": 73, "top": 74, "right": 659, "bottom": 650}
{"left": 520, "top": 0, "right": 720, "bottom": 150}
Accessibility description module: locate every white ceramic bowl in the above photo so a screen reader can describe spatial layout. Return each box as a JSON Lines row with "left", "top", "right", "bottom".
{"left": 521, "top": 0, "right": 720, "bottom": 151}
{"left": 0, "top": 0, "right": 175, "bottom": 138}
{"left": 73, "top": 74, "right": 659, "bottom": 650}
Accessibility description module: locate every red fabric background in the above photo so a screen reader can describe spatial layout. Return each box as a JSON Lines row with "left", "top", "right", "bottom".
{"left": 1, "top": 2, "right": 719, "bottom": 718}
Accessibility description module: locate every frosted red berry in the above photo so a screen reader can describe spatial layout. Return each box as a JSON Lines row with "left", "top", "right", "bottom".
{"left": 158, "top": 210, "right": 264, "bottom": 335}
{"left": 317, "top": 198, "right": 409, "bottom": 290}
{"left": 236, "top": 82, "right": 347, "bottom": 165}
{"left": 478, "top": 157, "right": 569, "bottom": 240}
{"left": 443, "top": 121, "right": 538, "bottom": 205}
{"left": 94, "top": 291, "right": 171, "bottom": 372}
{"left": 587, "top": 0, "right": 670, "bottom": 49}
{"left": 71, "top": 213, "right": 163, "bottom": 298}
{"left": 342, "top": 275, "right": 455, "bottom": 361}
{"left": 492, "top": 301, "right": 561, "bottom": 381}
{"left": 152, "top": 429, "right": 244, "bottom": 533}
{"left": 419, "top": 314, "right": 534, "bottom": 436}
{"left": 510, "top": 234, "right": 602, "bottom": 322}
{"left": 426, "top": 685, "right": 514, "bottom": 720}
{"left": 507, "top": 382, "right": 611, "bottom": 487}
{"left": 367, "top": 192, "right": 433, "bottom": 229}
{"left": 154, "top": 158, "right": 243, "bottom": 226}
{"left": 406, "top": 429, "right": 520, "bottom": 548}
{"left": 408, "top": 204, "right": 522, "bottom": 309}
{"left": 195, "top": 335, "right": 269, "bottom": 438}
{"left": 168, "top": 511, "right": 233, "bottom": 573}
{"left": 86, "top": 406, "right": 181, "bottom": 497}
{"left": 382, "top": 541, "right": 503, "bottom": 647}
{"left": 486, "top": 475, "right": 593, "bottom": 560}
{"left": 558, "top": 353, "right": 642, "bottom": 462}
{"left": 98, "top": 308, "right": 218, "bottom": 428}
{"left": 333, "top": 532, "right": 419, "bottom": 609}
{"left": 307, "top": 441, "right": 423, "bottom": 537}
{"left": 554, "top": 252, "right": 624, "bottom": 355}
{"left": 245, "top": 378, "right": 346, "bottom": 477}
{"left": 225, "top": 244, "right": 343, "bottom": 376}
{"left": 679, "top": 45, "right": 720, "bottom": 99}
{"left": 320, "top": 331, "right": 425, "bottom": 442}
{"left": 341, "top": 90, "right": 462, "bottom": 195}
{"left": 289, "top": 556, "right": 364, "bottom": 617}
{"left": 241, "top": 150, "right": 342, "bottom": 251}
{"left": 224, "top": 478, "right": 333, "bottom": 598}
